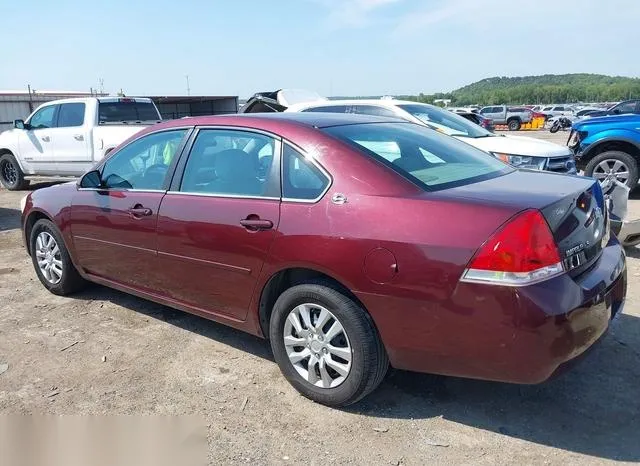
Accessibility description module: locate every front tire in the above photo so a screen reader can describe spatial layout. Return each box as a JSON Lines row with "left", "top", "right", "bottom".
{"left": 30, "top": 219, "right": 87, "bottom": 295}
{"left": 584, "top": 151, "right": 639, "bottom": 190}
{"left": 0, "top": 153, "right": 29, "bottom": 190}
{"left": 550, "top": 122, "right": 560, "bottom": 133}
{"left": 269, "top": 283, "right": 388, "bottom": 407}
{"left": 507, "top": 119, "right": 521, "bottom": 131}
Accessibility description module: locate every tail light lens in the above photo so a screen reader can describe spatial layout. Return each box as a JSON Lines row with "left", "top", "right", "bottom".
{"left": 461, "top": 210, "right": 563, "bottom": 286}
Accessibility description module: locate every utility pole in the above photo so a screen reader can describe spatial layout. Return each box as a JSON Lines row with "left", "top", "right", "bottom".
{"left": 27, "top": 84, "right": 34, "bottom": 112}
{"left": 98, "top": 78, "right": 105, "bottom": 95}
{"left": 185, "top": 75, "right": 191, "bottom": 96}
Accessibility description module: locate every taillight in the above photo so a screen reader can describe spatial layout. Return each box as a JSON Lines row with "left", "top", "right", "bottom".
{"left": 461, "top": 210, "right": 563, "bottom": 286}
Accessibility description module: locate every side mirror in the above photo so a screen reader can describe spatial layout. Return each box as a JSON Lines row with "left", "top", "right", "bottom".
{"left": 613, "top": 109, "right": 621, "bottom": 115}
{"left": 14, "top": 119, "right": 25, "bottom": 130}
{"left": 79, "top": 170, "right": 102, "bottom": 188}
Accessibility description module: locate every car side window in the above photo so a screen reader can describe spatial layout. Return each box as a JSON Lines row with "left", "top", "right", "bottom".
{"left": 101, "top": 129, "right": 187, "bottom": 190}
{"left": 28, "top": 105, "right": 57, "bottom": 129}
{"left": 354, "top": 105, "right": 398, "bottom": 118}
{"left": 282, "top": 144, "right": 329, "bottom": 201}
{"left": 57, "top": 103, "right": 86, "bottom": 127}
{"left": 614, "top": 101, "right": 636, "bottom": 114}
{"left": 302, "top": 105, "right": 349, "bottom": 113}
{"left": 180, "top": 129, "right": 276, "bottom": 197}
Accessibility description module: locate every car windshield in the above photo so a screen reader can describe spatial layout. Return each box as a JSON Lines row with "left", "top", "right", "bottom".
{"left": 324, "top": 122, "right": 512, "bottom": 191}
{"left": 398, "top": 104, "right": 492, "bottom": 138}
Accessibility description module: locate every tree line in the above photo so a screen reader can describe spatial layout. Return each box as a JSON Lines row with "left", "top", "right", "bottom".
{"left": 398, "top": 74, "right": 640, "bottom": 106}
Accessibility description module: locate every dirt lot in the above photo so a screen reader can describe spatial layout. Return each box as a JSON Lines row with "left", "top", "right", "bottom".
{"left": 1, "top": 130, "right": 639, "bottom": 465}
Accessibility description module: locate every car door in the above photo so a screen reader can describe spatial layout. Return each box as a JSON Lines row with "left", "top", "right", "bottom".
{"left": 53, "top": 102, "right": 91, "bottom": 176}
{"left": 17, "top": 104, "right": 59, "bottom": 173}
{"left": 155, "top": 128, "right": 281, "bottom": 321}
{"left": 70, "top": 128, "right": 190, "bottom": 290}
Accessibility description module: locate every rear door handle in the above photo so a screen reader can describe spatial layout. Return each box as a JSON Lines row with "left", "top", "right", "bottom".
{"left": 128, "top": 206, "right": 153, "bottom": 218}
{"left": 240, "top": 218, "right": 273, "bottom": 231}
{"left": 41, "top": 136, "right": 50, "bottom": 142}
{"left": 74, "top": 134, "right": 84, "bottom": 141}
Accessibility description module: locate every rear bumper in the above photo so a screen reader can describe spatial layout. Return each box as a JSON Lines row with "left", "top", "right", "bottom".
{"left": 357, "top": 239, "right": 627, "bottom": 384}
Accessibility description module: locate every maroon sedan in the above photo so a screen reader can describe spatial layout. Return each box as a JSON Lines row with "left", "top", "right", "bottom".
{"left": 22, "top": 113, "right": 626, "bottom": 407}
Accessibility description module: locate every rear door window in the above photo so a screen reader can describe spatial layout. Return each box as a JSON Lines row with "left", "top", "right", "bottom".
{"left": 353, "top": 105, "right": 398, "bottom": 118}
{"left": 180, "top": 129, "right": 277, "bottom": 197}
{"left": 302, "top": 105, "right": 350, "bottom": 113}
{"left": 57, "top": 103, "right": 86, "bottom": 127}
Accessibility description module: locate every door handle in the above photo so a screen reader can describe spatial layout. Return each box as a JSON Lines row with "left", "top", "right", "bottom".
{"left": 41, "top": 136, "right": 50, "bottom": 142}
{"left": 128, "top": 206, "right": 153, "bottom": 218}
{"left": 74, "top": 134, "right": 84, "bottom": 141}
{"left": 240, "top": 218, "right": 273, "bottom": 231}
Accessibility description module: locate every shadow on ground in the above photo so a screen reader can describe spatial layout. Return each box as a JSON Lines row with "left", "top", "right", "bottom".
{"left": 72, "top": 283, "right": 640, "bottom": 462}
{"left": 354, "top": 312, "right": 640, "bottom": 462}
{"left": 0, "top": 207, "right": 20, "bottom": 232}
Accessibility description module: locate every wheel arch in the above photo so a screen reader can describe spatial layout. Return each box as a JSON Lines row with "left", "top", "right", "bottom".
{"left": 257, "top": 266, "right": 369, "bottom": 339}
{"left": 0, "top": 148, "right": 26, "bottom": 172}
{"left": 581, "top": 137, "right": 640, "bottom": 165}
{"left": 23, "top": 209, "right": 55, "bottom": 256}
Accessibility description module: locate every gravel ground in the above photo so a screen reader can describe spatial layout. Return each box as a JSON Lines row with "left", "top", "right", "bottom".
{"left": 0, "top": 130, "right": 639, "bottom": 465}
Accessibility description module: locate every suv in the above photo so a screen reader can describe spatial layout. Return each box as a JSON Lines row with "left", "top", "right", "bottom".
{"left": 569, "top": 113, "right": 640, "bottom": 189}
{"left": 241, "top": 91, "right": 576, "bottom": 175}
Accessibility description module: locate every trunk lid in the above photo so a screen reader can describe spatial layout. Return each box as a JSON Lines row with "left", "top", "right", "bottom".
{"left": 435, "top": 170, "right": 608, "bottom": 276}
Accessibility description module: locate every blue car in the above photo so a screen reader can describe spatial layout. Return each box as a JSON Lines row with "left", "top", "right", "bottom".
{"left": 569, "top": 113, "right": 640, "bottom": 189}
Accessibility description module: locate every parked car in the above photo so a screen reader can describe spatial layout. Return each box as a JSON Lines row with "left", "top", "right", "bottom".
{"left": 539, "top": 105, "right": 575, "bottom": 118}
{"left": 578, "top": 99, "right": 640, "bottom": 119}
{"left": 0, "top": 97, "right": 162, "bottom": 190}
{"left": 569, "top": 113, "right": 640, "bottom": 189}
{"left": 268, "top": 97, "right": 575, "bottom": 174}
{"left": 22, "top": 113, "right": 626, "bottom": 407}
{"left": 456, "top": 111, "right": 494, "bottom": 132}
{"left": 478, "top": 105, "right": 533, "bottom": 130}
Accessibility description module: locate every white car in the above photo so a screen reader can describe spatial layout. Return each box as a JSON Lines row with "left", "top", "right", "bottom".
{"left": 282, "top": 98, "right": 577, "bottom": 174}
{"left": 0, "top": 97, "right": 162, "bottom": 190}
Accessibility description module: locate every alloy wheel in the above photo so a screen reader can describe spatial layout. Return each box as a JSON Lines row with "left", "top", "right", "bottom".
{"left": 1, "top": 159, "right": 17, "bottom": 185}
{"left": 35, "top": 231, "right": 63, "bottom": 284}
{"left": 593, "top": 159, "right": 630, "bottom": 186}
{"left": 283, "top": 303, "right": 352, "bottom": 389}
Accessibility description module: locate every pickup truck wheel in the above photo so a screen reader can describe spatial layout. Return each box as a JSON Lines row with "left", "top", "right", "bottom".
{"left": 507, "top": 119, "right": 521, "bottom": 131}
{"left": 0, "top": 154, "right": 29, "bottom": 190}
{"left": 270, "top": 282, "right": 389, "bottom": 407}
{"left": 585, "top": 151, "right": 639, "bottom": 190}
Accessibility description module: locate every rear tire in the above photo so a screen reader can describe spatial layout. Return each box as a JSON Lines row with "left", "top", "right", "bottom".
{"left": 507, "top": 119, "right": 521, "bottom": 131}
{"left": 269, "top": 282, "right": 388, "bottom": 407}
{"left": 584, "top": 151, "right": 639, "bottom": 190}
{"left": 30, "top": 219, "right": 87, "bottom": 295}
{"left": 0, "top": 153, "right": 29, "bottom": 190}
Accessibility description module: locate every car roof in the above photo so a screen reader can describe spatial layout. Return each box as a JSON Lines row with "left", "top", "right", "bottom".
{"left": 148, "top": 112, "right": 406, "bottom": 131}
{"left": 287, "top": 98, "right": 422, "bottom": 111}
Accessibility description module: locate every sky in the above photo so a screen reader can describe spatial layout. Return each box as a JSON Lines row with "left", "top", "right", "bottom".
{"left": 1, "top": 0, "right": 639, "bottom": 98}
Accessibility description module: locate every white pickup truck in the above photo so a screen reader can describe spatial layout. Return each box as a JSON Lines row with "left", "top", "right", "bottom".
{"left": 0, "top": 97, "right": 162, "bottom": 190}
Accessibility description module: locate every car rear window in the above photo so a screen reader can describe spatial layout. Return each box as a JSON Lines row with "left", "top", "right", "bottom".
{"left": 323, "top": 122, "right": 512, "bottom": 191}
{"left": 98, "top": 100, "right": 160, "bottom": 123}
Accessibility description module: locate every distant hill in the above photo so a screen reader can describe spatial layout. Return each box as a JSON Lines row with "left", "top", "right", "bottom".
{"left": 401, "top": 73, "right": 640, "bottom": 106}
